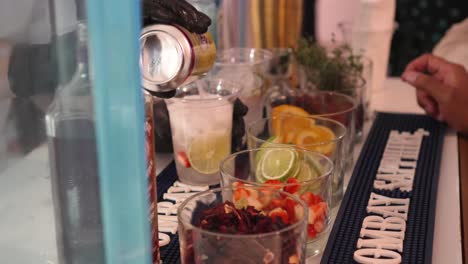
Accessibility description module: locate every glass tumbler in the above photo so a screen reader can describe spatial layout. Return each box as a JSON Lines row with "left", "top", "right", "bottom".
{"left": 246, "top": 116, "right": 346, "bottom": 209}
{"left": 178, "top": 186, "right": 308, "bottom": 263}
{"left": 166, "top": 77, "right": 242, "bottom": 186}
{"left": 220, "top": 148, "right": 334, "bottom": 257}
{"left": 211, "top": 48, "right": 272, "bottom": 127}
{"left": 265, "top": 90, "right": 357, "bottom": 170}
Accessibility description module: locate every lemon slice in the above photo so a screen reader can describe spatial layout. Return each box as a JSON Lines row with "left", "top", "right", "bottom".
{"left": 260, "top": 148, "right": 297, "bottom": 181}
{"left": 187, "top": 132, "right": 230, "bottom": 174}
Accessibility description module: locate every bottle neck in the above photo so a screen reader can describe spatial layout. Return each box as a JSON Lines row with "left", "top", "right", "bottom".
{"left": 76, "top": 21, "right": 90, "bottom": 78}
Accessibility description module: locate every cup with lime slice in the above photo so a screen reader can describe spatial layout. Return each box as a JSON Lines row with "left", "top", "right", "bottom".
{"left": 247, "top": 116, "right": 347, "bottom": 209}
{"left": 166, "top": 77, "right": 242, "bottom": 186}
{"left": 220, "top": 147, "right": 334, "bottom": 258}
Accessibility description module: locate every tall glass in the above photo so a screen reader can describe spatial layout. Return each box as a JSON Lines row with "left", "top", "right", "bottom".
{"left": 211, "top": 48, "right": 272, "bottom": 127}
{"left": 220, "top": 148, "right": 333, "bottom": 257}
{"left": 246, "top": 116, "right": 346, "bottom": 209}
{"left": 166, "top": 77, "right": 242, "bottom": 186}
{"left": 178, "top": 186, "right": 308, "bottom": 263}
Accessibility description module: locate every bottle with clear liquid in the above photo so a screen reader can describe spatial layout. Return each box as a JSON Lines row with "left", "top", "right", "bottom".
{"left": 45, "top": 22, "right": 105, "bottom": 264}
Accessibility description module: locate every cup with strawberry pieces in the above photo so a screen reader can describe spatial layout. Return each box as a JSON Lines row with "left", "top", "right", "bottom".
{"left": 220, "top": 147, "right": 334, "bottom": 257}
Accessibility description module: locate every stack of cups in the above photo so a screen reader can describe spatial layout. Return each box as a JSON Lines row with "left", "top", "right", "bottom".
{"left": 351, "top": 0, "right": 396, "bottom": 97}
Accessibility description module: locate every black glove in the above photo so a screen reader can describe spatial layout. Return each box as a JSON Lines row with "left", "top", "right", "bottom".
{"left": 143, "top": 0, "right": 212, "bottom": 34}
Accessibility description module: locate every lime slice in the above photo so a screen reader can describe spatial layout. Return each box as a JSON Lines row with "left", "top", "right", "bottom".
{"left": 297, "top": 155, "right": 326, "bottom": 193}
{"left": 260, "top": 148, "right": 297, "bottom": 181}
{"left": 305, "top": 154, "right": 324, "bottom": 176}
{"left": 296, "top": 161, "right": 316, "bottom": 182}
{"left": 255, "top": 136, "right": 279, "bottom": 164}
{"left": 187, "top": 132, "right": 230, "bottom": 174}
{"left": 255, "top": 160, "right": 267, "bottom": 183}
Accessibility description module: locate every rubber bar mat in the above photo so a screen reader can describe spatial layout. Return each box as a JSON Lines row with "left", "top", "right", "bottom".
{"left": 156, "top": 161, "right": 182, "bottom": 264}
{"left": 321, "top": 112, "right": 446, "bottom": 264}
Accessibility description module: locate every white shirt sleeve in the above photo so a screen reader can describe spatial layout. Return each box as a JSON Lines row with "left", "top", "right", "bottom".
{"left": 433, "top": 18, "right": 468, "bottom": 71}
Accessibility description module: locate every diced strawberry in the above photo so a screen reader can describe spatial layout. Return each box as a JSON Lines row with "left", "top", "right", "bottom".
{"left": 234, "top": 188, "right": 249, "bottom": 201}
{"left": 246, "top": 187, "right": 259, "bottom": 199}
{"left": 269, "top": 208, "right": 289, "bottom": 224}
{"left": 284, "top": 178, "right": 300, "bottom": 194}
{"left": 314, "top": 219, "right": 325, "bottom": 233}
{"left": 258, "top": 189, "right": 273, "bottom": 207}
{"left": 311, "top": 202, "right": 327, "bottom": 221}
{"left": 315, "top": 195, "right": 324, "bottom": 204}
{"left": 264, "top": 180, "right": 283, "bottom": 190}
{"left": 232, "top": 181, "right": 245, "bottom": 187}
{"left": 271, "top": 198, "right": 286, "bottom": 208}
{"left": 284, "top": 198, "right": 297, "bottom": 222}
{"left": 177, "top": 152, "right": 191, "bottom": 168}
{"left": 294, "top": 203, "right": 305, "bottom": 222}
{"left": 308, "top": 207, "right": 316, "bottom": 224}
{"left": 247, "top": 197, "right": 263, "bottom": 211}
{"left": 307, "top": 224, "right": 317, "bottom": 239}
{"left": 300, "top": 192, "right": 315, "bottom": 206}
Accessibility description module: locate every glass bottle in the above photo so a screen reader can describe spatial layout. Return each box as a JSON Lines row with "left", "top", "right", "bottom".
{"left": 45, "top": 22, "right": 105, "bottom": 264}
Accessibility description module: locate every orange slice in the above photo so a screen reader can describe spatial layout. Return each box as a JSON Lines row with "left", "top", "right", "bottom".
{"left": 271, "top": 105, "right": 314, "bottom": 143}
{"left": 293, "top": 125, "right": 336, "bottom": 155}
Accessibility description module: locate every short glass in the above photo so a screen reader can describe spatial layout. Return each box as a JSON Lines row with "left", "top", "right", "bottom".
{"left": 220, "top": 148, "right": 334, "bottom": 257}
{"left": 265, "top": 90, "right": 357, "bottom": 169}
{"left": 178, "top": 186, "right": 308, "bottom": 264}
{"left": 212, "top": 48, "right": 272, "bottom": 127}
{"left": 166, "top": 77, "right": 242, "bottom": 186}
{"left": 246, "top": 116, "right": 346, "bottom": 209}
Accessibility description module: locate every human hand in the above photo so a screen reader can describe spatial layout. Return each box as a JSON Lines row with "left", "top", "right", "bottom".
{"left": 142, "top": 0, "right": 211, "bottom": 34}
{"left": 402, "top": 54, "right": 468, "bottom": 134}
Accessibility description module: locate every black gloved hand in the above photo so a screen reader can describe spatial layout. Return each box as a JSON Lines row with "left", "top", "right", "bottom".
{"left": 143, "top": 0, "right": 212, "bottom": 34}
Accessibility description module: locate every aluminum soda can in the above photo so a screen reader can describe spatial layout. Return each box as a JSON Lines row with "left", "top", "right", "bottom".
{"left": 140, "top": 24, "right": 216, "bottom": 95}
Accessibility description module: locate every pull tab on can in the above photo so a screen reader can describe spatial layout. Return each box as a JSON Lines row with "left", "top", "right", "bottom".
{"left": 139, "top": 24, "right": 216, "bottom": 95}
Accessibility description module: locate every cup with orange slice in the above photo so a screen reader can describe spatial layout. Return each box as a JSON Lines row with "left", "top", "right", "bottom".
{"left": 264, "top": 91, "right": 357, "bottom": 171}
{"left": 246, "top": 114, "right": 346, "bottom": 209}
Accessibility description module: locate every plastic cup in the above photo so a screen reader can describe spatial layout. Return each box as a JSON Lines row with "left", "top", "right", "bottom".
{"left": 165, "top": 77, "right": 242, "bottom": 186}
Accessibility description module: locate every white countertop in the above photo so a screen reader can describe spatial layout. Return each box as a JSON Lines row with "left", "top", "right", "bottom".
{"left": 0, "top": 78, "right": 462, "bottom": 264}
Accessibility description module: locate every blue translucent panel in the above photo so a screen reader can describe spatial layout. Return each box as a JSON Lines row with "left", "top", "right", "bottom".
{"left": 86, "top": 1, "right": 152, "bottom": 264}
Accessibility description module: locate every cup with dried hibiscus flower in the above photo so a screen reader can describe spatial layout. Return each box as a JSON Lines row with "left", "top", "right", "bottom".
{"left": 178, "top": 186, "right": 309, "bottom": 264}
{"left": 220, "top": 147, "right": 334, "bottom": 258}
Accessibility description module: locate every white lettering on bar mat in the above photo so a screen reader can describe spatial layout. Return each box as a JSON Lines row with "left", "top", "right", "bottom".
{"left": 354, "top": 129, "right": 429, "bottom": 264}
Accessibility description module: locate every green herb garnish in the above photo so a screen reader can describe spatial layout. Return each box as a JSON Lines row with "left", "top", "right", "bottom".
{"left": 294, "top": 38, "right": 364, "bottom": 96}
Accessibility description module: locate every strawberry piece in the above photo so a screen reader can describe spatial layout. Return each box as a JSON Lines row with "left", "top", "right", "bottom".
{"left": 314, "top": 219, "right": 325, "bottom": 233}
{"left": 177, "top": 152, "right": 191, "bottom": 168}
{"left": 232, "top": 181, "right": 245, "bottom": 187}
{"left": 311, "top": 202, "right": 327, "bottom": 221}
{"left": 284, "top": 198, "right": 297, "bottom": 222}
{"left": 300, "top": 192, "right": 316, "bottom": 206}
{"left": 284, "top": 178, "right": 300, "bottom": 194}
{"left": 269, "top": 208, "right": 289, "bottom": 224}
{"left": 315, "top": 195, "right": 324, "bottom": 204}
{"left": 264, "top": 179, "right": 283, "bottom": 190}
{"left": 234, "top": 188, "right": 250, "bottom": 201}
{"left": 271, "top": 198, "right": 286, "bottom": 208}
{"left": 307, "top": 224, "right": 317, "bottom": 239}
